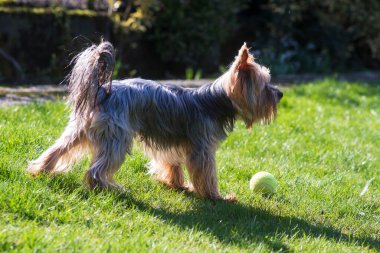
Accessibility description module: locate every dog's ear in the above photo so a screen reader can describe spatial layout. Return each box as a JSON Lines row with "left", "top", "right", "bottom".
{"left": 233, "top": 43, "right": 253, "bottom": 70}
{"left": 229, "top": 43, "right": 255, "bottom": 94}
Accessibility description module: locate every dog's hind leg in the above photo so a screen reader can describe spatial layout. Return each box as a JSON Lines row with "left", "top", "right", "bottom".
{"left": 148, "top": 159, "right": 185, "bottom": 189}
{"left": 84, "top": 129, "right": 132, "bottom": 190}
{"left": 145, "top": 147, "right": 185, "bottom": 189}
{"left": 27, "top": 121, "right": 88, "bottom": 175}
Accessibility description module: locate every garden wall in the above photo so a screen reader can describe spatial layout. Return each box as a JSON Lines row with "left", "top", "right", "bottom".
{"left": 1, "top": 0, "right": 379, "bottom": 84}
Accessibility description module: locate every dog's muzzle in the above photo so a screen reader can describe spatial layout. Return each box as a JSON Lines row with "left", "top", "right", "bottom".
{"left": 269, "top": 84, "right": 283, "bottom": 103}
{"left": 277, "top": 90, "right": 283, "bottom": 100}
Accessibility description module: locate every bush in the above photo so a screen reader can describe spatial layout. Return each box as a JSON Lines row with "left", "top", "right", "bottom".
{"left": 150, "top": 0, "right": 243, "bottom": 72}
{"left": 234, "top": 0, "right": 380, "bottom": 74}
{"left": 1, "top": 0, "right": 379, "bottom": 83}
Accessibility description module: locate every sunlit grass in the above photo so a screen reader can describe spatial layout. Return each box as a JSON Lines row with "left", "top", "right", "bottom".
{"left": 0, "top": 79, "right": 379, "bottom": 252}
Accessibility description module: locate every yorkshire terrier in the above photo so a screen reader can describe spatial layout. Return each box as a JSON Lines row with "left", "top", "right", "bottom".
{"left": 28, "top": 41, "right": 283, "bottom": 201}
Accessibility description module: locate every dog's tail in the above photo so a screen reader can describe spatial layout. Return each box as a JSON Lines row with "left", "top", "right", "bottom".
{"left": 66, "top": 41, "right": 115, "bottom": 117}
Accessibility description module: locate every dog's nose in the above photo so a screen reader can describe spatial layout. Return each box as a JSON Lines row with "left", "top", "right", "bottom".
{"left": 278, "top": 91, "right": 283, "bottom": 99}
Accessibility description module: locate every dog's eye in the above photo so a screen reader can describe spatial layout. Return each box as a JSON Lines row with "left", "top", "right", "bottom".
{"left": 265, "top": 85, "right": 274, "bottom": 92}
{"left": 267, "top": 84, "right": 279, "bottom": 92}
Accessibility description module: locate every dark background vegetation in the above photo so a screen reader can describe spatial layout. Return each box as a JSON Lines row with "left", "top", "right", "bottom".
{"left": 0, "top": 0, "right": 379, "bottom": 84}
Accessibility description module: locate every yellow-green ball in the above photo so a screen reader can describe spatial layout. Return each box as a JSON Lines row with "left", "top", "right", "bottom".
{"left": 249, "top": 171, "right": 278, "bottom": 195}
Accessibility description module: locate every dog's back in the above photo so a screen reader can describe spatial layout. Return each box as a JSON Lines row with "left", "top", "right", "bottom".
{"left": 97, "top": 78, "right": 236, "bottom": 149}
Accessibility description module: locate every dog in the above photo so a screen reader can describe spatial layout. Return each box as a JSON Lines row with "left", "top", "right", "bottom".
{"left": 27, "top": 41, "right": 283, "bottom": 201}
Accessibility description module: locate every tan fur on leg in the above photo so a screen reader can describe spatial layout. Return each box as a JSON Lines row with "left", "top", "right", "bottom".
{"left": 148, "top": 160, "right": 184, "bottom": 189}
{"left": 145, "top": 146, "right": 186, "bottom": 189}
{"left": 27, "top": 121, "right": 87, "bottom": 175}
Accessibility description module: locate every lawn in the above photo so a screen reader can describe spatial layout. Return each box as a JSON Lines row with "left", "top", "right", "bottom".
{"left": 0, "top": 79, "right": 379, "bottom": 252}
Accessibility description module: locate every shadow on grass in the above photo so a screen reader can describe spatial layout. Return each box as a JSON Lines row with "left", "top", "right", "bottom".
{"left": 44, "top": 174, "right": 379, "bottom": 252}
{"left": 91, "top": 183, "right": 380, "bottom": 251}
{"left": 121, "top": 195, "right": 379, "bottom": 251}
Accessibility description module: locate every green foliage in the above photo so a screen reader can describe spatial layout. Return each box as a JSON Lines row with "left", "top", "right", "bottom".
{"left": 185, "top": 67, "right": 202, "bottom": 80}
{"left": 252, "top": 0, "right": 380, "bottom": 73}
{"left": 1, "top": 1, "right": 380, "bottom": 81}
{"left": 0, "top": 0, "right": 15, "bottom": 5}
{"left": 114, "top": 0, "right": 160, "bottom": 32}
{"left": 152, "top": 0, "right": 243, "bottom": 69}
{"left": 0, "top": 80, "right": 379, "bottom": 252}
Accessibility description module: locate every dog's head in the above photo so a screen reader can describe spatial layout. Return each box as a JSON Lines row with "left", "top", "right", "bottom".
{"left": 225, "top": 43, "right": 283, "bottom": 129}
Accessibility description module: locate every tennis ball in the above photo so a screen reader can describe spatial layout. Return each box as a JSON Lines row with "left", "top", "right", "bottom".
{"left": 249, "top": 171, "right": 278, "bottom": 195}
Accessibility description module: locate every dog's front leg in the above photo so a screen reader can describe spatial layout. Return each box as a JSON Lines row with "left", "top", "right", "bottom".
{"left": 185, "top": 149, "right": 221, "bottom": 200}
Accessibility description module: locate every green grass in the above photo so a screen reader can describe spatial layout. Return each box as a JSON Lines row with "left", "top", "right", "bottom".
{"left": 0, "top": 79, "right": 379, "bottom": 252}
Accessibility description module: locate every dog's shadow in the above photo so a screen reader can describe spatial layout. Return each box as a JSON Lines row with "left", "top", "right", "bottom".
{"left": 117, "top": 194, "right": 378, "bottom": 251}
{"left": 46, "top": 175, "right": 378, "bottom": 252}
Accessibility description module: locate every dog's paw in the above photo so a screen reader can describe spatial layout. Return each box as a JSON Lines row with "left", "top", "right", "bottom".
{"left": 183, "top": 182, "right": 195, "bottom": 192}
{"left": 26, "top": 161, "right": 42, "bottom": 176}
{"left": 224, "top": 192, "right": 237, "bottom": 202}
